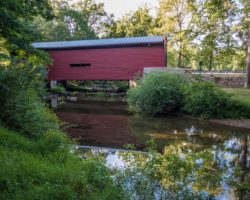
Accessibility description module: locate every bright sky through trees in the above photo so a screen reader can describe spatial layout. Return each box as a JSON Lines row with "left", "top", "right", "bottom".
{"left": 96, "top": 0, "right": 158, "bottom": 18}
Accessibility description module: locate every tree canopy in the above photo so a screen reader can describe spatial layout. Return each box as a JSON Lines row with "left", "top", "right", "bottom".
{"left": 33, "top": 0, "right": 112, "bottom": 41}
{"left": 107, "top": 6, "right": 155, "bottom": 38}
{"left": 0, "top": 0, "right": 53, "bottom": 51}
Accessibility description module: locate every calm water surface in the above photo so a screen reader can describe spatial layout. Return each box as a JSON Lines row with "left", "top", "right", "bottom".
{"left": 57, "top": 101, "right": 250, "bottom": 200}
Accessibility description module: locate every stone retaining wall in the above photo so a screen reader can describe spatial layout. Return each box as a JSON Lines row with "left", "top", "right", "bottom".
{"left": 197, "top": 75, "right": 246, "bottom": 88}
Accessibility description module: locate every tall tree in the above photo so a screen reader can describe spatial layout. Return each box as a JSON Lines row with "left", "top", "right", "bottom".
{"left": 245, "top": 12, "right": 250, "bottom": 87}
{"left": 34, "top": 0, "right": 111, "bottom": 41}
{"left": 193, "top": 0, "right": 240, "bottom": 70}
{"left": 155, "top": 0, "right": 248, "bottom": 70}
{"left": 107, "top": 6, "right": 155, "bottom": 38}
{"left": 155, "top": 0, "right": 196, "bottom": 68}
{"left": 241, "top": 0, "right": 250, "bottom": 87}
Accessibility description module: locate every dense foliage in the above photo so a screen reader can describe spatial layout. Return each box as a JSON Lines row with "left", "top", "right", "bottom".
{"left": 0, "top": 57, "right": 122, "bottom": 199}
{"left": 128, "top": 73, "right": 188, "bottom": 115}
{"left": 107, "top": 6, "right": 155, "bottom": 38}
{"left": 183, "top": 81, "right": 250, "bottom": 119}
{"left": 0, "top": 58, "right": 59, "bottom": 137}
{"left": 108, "top": 0, "right": 249, "bottom": 71}
{"left": 128, "top": 73, "right": 250, "bottom": 119}
{"left": 34, "top": 0, "right": 112, "bottom": 41}
{"left": 0, "top": 49, "right": 122, "bottom": 199}
{"left": 0, "top": 0, "right": 53, "bottom": 51}
{"left": 0, "top": 127, "right": 121, "bottom": 200}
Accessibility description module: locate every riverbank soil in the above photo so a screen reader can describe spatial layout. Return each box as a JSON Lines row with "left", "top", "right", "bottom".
{"left": 210, "top": 119, "right": 250, "bottom": 129}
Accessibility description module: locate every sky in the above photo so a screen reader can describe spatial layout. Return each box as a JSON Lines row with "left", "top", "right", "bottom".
{"left": 96, "top": 0, "right": 159, "bottom": 19}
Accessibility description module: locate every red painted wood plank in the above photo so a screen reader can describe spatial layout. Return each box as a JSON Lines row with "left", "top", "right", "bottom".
{"left": 47, "top": 47, "right": 165, "bottom": 81}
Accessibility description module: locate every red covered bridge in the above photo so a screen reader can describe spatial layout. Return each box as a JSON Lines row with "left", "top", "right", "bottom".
{"left": 33, "top": 36, "right": 166, "bottom": 81}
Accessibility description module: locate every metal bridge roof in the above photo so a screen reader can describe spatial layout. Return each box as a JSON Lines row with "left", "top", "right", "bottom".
{"left": 32, "top": 36, "right": 164, "bottom": 50}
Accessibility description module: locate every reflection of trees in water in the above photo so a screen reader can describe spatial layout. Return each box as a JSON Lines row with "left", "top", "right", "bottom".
{"left": 115, "top": 144, "right": 225, "bottom": 199}
{"left": 231, "top": 136, "right": 250, "bottom": 200}
{"left": 76, "top": 134, "right": 250, "bottom": 199}
{"left": 114, "top": 139, "right": 249, "bottom": 199}
{"left": 239, "top": 136, "right": 249, "bottom": 171}
{"left": 128, "top": 116, "right": 236, "bottom": 151}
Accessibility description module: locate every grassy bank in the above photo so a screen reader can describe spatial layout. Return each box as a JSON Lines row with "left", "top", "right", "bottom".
{"left": 0, "top": 127, "right": 121, "bottom": 200}
{"left": 224, "top": 88, "right": 250, "bottom": 105}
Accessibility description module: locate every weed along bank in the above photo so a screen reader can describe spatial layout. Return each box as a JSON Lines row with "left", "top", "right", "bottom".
{"left": 33, "top": 36, "right": 167, "bottom": 86}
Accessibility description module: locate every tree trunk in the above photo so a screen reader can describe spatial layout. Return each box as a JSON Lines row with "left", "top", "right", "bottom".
{"left": 209, "top": 51, "right": 213, "bottom": 71}
{"left": 239, "top": 136, "right": 249, "bottom": 200}
{"left": 245, "top": 18, "right": 250, "bottom": 87}
{"left": 178, "top": 49, "right": 182, "bottom": 68}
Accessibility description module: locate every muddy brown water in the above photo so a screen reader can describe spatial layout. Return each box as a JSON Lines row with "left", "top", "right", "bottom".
{"left": 56, "top": 101, "right": 250, "bottom": 200}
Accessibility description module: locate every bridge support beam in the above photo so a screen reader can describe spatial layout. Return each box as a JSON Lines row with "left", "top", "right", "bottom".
{"left": 50, "top": 80, "right": 57, "bottom": 88}
{"left": 129, "top": 80, "right": 137, "bottom": 88}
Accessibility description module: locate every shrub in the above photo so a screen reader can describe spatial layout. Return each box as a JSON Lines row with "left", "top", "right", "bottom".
{"left": 51, "top": 85, "right": 66, "bottom": 94}
{"left": 182, "top": 81, "right": 250, "bottom": 119}
{"left": 36, "top": 130, "right": 72, "bottom": 156}
{"left": 128, "top": 73, "right": 250, "bottom": 119}
{"left": 0, "top": 60, "right": 59, "bottom": 137}
{"left": 127, "top": 73, "right": 188, "bottom": 115}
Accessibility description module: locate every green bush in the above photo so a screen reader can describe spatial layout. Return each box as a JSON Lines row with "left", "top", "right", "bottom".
{"left": 128, "top": 73, "right": 250, "bottom": 119}
{"left": 0, "top": 61, "right": 59, "bottom": 137}
{"left": 127, "top": 73, "right": 188, "bottom": 115}
{"left": 51, "top": 85, "right": 66, "bottom": 94}
{"left": 182, "top": 81, "right": 250, "bottom": 119}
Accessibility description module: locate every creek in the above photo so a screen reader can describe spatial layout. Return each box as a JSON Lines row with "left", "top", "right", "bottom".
{"left": 56, "top": 101, "right": 250, "bottom": 200}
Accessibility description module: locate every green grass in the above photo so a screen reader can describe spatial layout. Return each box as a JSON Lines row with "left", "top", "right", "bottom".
{"left": 223, "top": 88, "right": 250, "bottom": 105}
{"left": 0, "top": 127, "right": 121, "bottom": 200}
